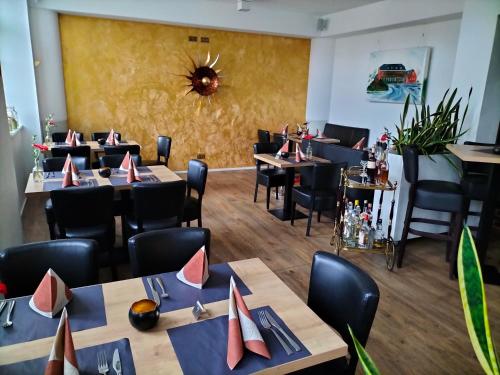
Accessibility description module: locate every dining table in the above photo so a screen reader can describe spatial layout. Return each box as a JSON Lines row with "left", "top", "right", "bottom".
{"left": 0, "top": 258, "right": 347, "bottom": 374}
{"left": 253, "top": 153, "right": 331, "bottom": 221}
{"left": 24, "top": 165, "right": 182, "bottom": 198}
{"left": 287, "top": 134, "right": 340, "bottom": 145}
{"left": 42, "top": 140, "right": 141, "bottom": 153}
{"left": 446, "top": 143, "right": 500, "bottom": 284}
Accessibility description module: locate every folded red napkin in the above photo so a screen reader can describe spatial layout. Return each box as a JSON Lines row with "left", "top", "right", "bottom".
{"left": 119, "top": 151, "right": 131, "bottom": 172}
{"left": 227, "top": 276, "right": 270, "bottom": 370}
{"left": 45, "top": 307, "right": 79, "bottom": 375}
{"left": 295, "top": 143, "right": 305, "bottom": 162}
{"left": 62, "top": 161, "right": 80, "bottom": 188}
{"left": 62, "top": 154, "right": 79, "bottom": 176}
{"left": 281, "top": 124, "right": 288, "bottom": 135}
{"left": 29, "top": 268, "right": 72, "bottom": 318}
{"left": 176, "top": 246, "right": 209, "bottom": 289}
{"left": 278, "top": 140, "right": 290, "bottom": 154}
{"left": 106, "top": 129, "right": 119, "bottom": 145}
{"left": 127, "top": 157, "right": 142, "bottom": 183}
{"left": 316, "top": 129, "right": 326, "bottom": 138}
{"left": 352, "top": 137, "right": 366, "bottom": 150}
{"left": 64, "top": 130, "right": 73, "bottom": 144}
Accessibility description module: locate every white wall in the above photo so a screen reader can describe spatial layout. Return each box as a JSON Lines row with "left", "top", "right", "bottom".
{"left": 327, "top": 18, "right": 462, "bottom": 145}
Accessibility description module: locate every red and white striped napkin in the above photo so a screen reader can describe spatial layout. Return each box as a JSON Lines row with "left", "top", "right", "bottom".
{"left": 176, "top": 246, "right": 209, "bottom": 289}
{"left": 119, "top": 151, "right": 131, "bottom": 172}
{"left": 277, "top": 140, "right": 290, "bottom": 155}
{"left": 352, "top": 137, "right": 366, "bottom": 150}
{"left": 62, "top": 161, "right": 80, "bottom": 188}
{"left": 62, "top": 154, "right": 79, "bottom": 176}
{"left": 29, "top": 268, "right": 72, "bottom": 318}
{"left": 106, "top": 129, "right": 119, "bottom": 145}
{"left": 44, "top": 308, "right": 79, "bottom": 375}
{"left": 316, "top": 129, "right": 326, "bottom": 138}
{"left": 126, "top": 157, "right": 142, "bottom": 183}
{"left": 281, "top": 124, "right": 288, "bottom": 136}
{"left": 227, "top": 276, "right": 271, "bottom": 370}
{"left": 295, "top": 143, "right": 305, "bottom": 162}
{"left": 64, "top": 130, "right": 73, "bottom": 144}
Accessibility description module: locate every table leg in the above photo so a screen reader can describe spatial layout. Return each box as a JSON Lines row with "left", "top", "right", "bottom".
{"left": 268, "top": 168, "right": 307, "bottom": 221}
{"left": 477, "top": 164, "right": 500, "bottom": 285}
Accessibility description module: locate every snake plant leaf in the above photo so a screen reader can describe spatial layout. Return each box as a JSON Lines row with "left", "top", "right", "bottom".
{"left": 348, "top": 325, "right": 381, "bottom": 375}
{"left": 458, "top": 226, "right": 500, "bottom": 375}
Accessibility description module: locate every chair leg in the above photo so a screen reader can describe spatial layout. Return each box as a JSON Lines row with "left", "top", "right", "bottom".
{"left": 186, "top": 220, "right": 191, "bottom": 227}
{"left": 275, "top": 187, "right": 279, "bottom": 200}
{"left": 47, "top": 221, "right": 56, "bottom": 240}
{"left": 397, "top": 201, "right": 415, "bottom": 268}
{"left": 306, "top": 206, "right": 314, "bottom": 236}
{"left": 253, "top": 179, "right": 259, "bottom": 203}
{"left": 198, "top": 217, "right": 202, "bottom": 227}
{"left": 318, "top": 211, "right": 321, "bottom": 223}
{"left": 291, "top": 202, "right": 297, "bottom": 226}
{"left": 446, "top": 213, "right": 456, "bottom": 262}
{"left": 266, "top": 186, "right": 271, "bottom": 210}
{"left": 449, "top": 212, "right": 464, "bottom": 279}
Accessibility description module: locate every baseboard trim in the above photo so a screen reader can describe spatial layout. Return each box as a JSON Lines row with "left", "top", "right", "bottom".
{"left": 174, "top": 166, "right": 255, "bottom": 174}
{"left": 19, "top": 197, "right": 27, "bottom": 216}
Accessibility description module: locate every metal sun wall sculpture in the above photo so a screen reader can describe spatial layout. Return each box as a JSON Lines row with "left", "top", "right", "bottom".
{"left": 183, "top": 52, "right": 222, "bottom": 104}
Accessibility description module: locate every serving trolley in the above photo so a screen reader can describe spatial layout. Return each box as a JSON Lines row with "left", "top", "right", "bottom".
{"left": 330, "top": 166, "right": 398, "bottom": 270}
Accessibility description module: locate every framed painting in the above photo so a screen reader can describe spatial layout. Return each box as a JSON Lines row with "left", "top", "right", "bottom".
{"left": 366, "top": 47, "right": 431, "bottom": 104}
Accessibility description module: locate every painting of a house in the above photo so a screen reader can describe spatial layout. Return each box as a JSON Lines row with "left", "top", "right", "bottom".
{"left": 367, "top": 47, "right": 430, "bottom": 104}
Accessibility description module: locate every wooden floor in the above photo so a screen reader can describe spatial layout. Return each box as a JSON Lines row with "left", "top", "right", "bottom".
{"left": 22, "top": 170, "right": 500, "bottom": 375}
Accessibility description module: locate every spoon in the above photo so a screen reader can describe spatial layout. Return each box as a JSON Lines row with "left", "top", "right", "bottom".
{"left": 3, "top": 300, "right": 15, "bottom": 328}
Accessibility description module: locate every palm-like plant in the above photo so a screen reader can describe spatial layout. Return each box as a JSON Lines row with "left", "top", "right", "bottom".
{"left": 390, "top": 88, "right": 472, "bottom": 156}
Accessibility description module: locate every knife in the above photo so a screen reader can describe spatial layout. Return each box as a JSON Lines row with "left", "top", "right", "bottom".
{"left": 112, "top": 348, "right": 122, "bottom": 375}
{"left": 264, "top": 310, "right": 301, "bottom": 352}
{"left": 147, "top": 277, "right": 161, "bottom": 306}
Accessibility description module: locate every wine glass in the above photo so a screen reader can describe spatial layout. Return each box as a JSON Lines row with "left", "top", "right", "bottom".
{"left": 360, "top": 160, "right": 368, "bottom": 184}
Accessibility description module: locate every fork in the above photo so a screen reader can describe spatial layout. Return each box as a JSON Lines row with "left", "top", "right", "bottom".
{"left": 97, "top": 350, "right": 109, "bottom": 374}
{"left": 2, "top": 300, "right": 15, "bottom": 328}
{"left": 258, "top": 310, "right": 292, "bottom": 355}
{"left": 155, "top": 277, "right": 169, "bottom": 298}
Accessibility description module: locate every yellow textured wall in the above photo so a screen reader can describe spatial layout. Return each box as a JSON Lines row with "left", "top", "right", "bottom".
{"left": 59, "top": 15, "right": 310, "bottom": 170}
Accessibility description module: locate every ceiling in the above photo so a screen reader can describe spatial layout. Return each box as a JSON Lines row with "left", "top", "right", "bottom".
{"left": 209, "top": 0, "right": 384, "bottom": 15}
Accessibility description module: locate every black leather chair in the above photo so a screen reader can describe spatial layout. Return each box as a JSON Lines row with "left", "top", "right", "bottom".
{"left": 123, "top": 180, "right": 186, "bottom": 244}
{"left": 398, "top": 146, "right": 465, "bottom": 278}
{"left": 183, "top": 160, "right": 208, "bottom": 227}
{"left": 291, "top": 162, "right": 345, "bottom": 236}
{"left": 51, "top": 145, "right": 91, "bottom": 161}
{"left": 51, "top": 131, "right": 84, "bottom": 143}
{"left": 323, "top": 123, "right": 370, "bottom": 148}
{"left": 0, "top": 239, "right": 99, "bottom": 298}
{"left": 257, "top": 129, "right": 271, "bottom": 143}
{"left": 157, "top": 136, "right": 172, "bottom": 167}
{"left": 99, "top": 154, "right": 142, "bottom": 168}
{"left": 42, "top": 156, "right": 90, "bottom": 240}
{"left": 50, "top": 185, "right": 117, "bottom": 279}
{"left": 104, "top": 144, "right": 141, "bottom": 156}
{"left": 253, "top": 142, "right": 286, "bottom": 209}
{"left": 293, "top": 251, "right": 379, "bottom": 375}
{"left": 272, "top": 133, "right": 286, "bottom": 148}
{"left": 92, "top": 131, "right": 122, "bottom": 141}
{"left": 128, "top": 228, "right": 210, "bottom": 277}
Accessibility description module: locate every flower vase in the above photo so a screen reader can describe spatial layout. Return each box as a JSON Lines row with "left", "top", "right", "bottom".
{"left": 32, "top": 157, "right": 43, "bottom": 183}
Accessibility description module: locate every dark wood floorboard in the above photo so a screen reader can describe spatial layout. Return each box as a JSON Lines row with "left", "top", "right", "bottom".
{"left": 22, "top": 170, "right": 500, "bottom": 374}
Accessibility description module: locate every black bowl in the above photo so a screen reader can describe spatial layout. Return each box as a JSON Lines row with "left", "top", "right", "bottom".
{"left": 97, "top": 138, "right": 106, "bottom": 146}
{"left": 281, "top": 152, "right": 289, "bottom": 158}
{"left": 129, "top": 299, "right": 159, "bottom": 331}
{"left": 98, "top": 167, "right": 111, "bottom": 178}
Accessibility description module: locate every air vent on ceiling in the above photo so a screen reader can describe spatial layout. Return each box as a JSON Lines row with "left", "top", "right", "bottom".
{"left": 317, "top": 18, "right": 329, "bottom": 32}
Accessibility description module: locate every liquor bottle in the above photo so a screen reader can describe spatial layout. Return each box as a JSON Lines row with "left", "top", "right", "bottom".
{"left": 367, "top": 147, "right": 377, "bottom": 184}
{"left": 377, "top": 143, "right": 389, "bottom": 185}
{"left": 354, "top": 200, "right": 361, "bottom": 239}
{"left": 373, "top": 218, "right": 385, "bottom": 248}
{"left": 362, "top": 200, "right": 368, "bottom": 213}
{"left": 367, "top": 203, "right": 373, "bottom": 226}
{"left": 358, "top": 218, "right": 369, "bottom": 248}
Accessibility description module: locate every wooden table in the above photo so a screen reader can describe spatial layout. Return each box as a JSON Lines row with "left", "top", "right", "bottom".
{"left": 253, "top": 153, "right": 331, "bottom": 221}
{"left": 288, "top": 134, "right": 340, "bottom": 144}
{"left": 446, "top": 144, "right": 500, "bottom": 284}
{"left": 43, "top": 140, "right": 140, "bottom": 153}
{"left": 24, "top": 165, "right": 182, "bottom": 198}
{"left": 0, "top": 258, "right": 347, "bottom": 374}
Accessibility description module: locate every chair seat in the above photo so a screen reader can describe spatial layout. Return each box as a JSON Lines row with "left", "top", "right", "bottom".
{"left": 414, "top": 180, "right": 464, "bottom": 212}
{"left": 256, "top": 168, "right": 287, "bottom": 187}
{"left": 461, "top": 173, "right": 489, "bottom": 201}
{"left": 125, "top": 216, "right": 179, "bottom": 232}
{"left": 183, "top": 196, "right": 200, "bottom": 222}
{"left": 292, "top": 186, "right": 337, "bottom": 210}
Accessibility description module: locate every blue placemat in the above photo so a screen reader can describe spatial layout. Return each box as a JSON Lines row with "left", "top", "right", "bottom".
{"left": 43, "top": 170, "right": 94, "bottom": 179}
{"left": 53, "top": 141, "right": 87, "bottom": 146}
{"left": 167, "top": 305, "right": 311, "bottom": 374}
{"left": 108, "top": 175, "right": 159, "bottom": 186}
{"left": 114, "top": 166, "right": 152, "bottom": 175}
{"left": 142, "top": 263, "right": 251, "bottom": 313}
{"left": 98, "top": 141, "right": 128, "bottom": 148}
{"left": 0, "top": 284, "right": 107, "bottom": 346}
{"left": 42, "top": 178, "right": 98, "bottom": 191}
{"left": 0, "top": 338, "right": 134, "bottom": 374}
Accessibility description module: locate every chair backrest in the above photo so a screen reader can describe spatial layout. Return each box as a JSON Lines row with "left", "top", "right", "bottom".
{"left": 50, "top": 186, "right": 115, "bottom": 233}
{"left": 104, "top": 144, "right": 141, "bottom": 156}
{"left": 43, "top": 156, "right": 89, "bottom": 171}
{"left": 257, "top": 129, "right": 271, "bottom": 143}
{"left": 131, "top": 180, "right": 186, "bottom": 230}
{"left": 99, "top": 154, "right": 142, "bottom": 168}
{"left": 253, "top": 142, "right": 279, "bottom": 167}
{"left": 402, "top": 145, "right": 419, "bottom": 184}
{"left": 128, "top": 228, "right": 211, "bottom": 277}
{"left": 323, "top": 123, "right": 370, "bottom": 148}
{"left": 52, "top": 131, "right": 84, "bottom": 143}
{"left": 308, "top": 251, "right": 379, "bottom": 375}
{"left": 463, "top": 141, "right": 494, "bottom": 175}
{"left": 187, "top": 159, "right": 208, "bottom": 197}
{"left": 0, "top": 239, "right": 99, "bottom": 298}
{"left": 271, "top": 133, "right": 286, "bottom": 148}
{"left": 311, "top": 162, "right": 346, "bottom": 191}
{"left": 157, "top": 136, "right": 172, "bottom": 166}
{"left": 91, "top": 131, "right": 122, "bottom": 141}
{"left": 50, "top": 145, "right": 91, "bottom": 161}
